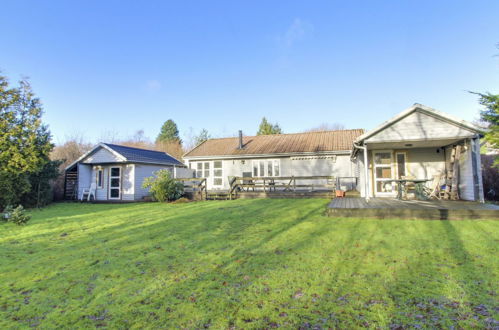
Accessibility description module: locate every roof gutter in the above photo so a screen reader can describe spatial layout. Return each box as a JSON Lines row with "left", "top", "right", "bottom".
{"left": 184, "top": 150, "right": 352, "bottom": 160}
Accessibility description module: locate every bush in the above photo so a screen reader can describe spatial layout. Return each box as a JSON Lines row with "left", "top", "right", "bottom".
{"left": 482, "top": 155, "right": 499, "bottom": 201}
{"left": 2, "top": 205, "right": 31, "bottom": 225}
{"left": 171, "top": 197, "right": 190, "bottom": 204}
{"left": 141, "top": 169, "right": 184, "bottom": 202}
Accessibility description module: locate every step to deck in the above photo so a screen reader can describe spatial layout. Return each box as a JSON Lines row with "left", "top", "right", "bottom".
{"left": 327, "top": 198, "right": 499, "bottom": 220}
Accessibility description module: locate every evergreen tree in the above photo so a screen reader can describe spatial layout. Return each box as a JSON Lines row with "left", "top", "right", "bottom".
{"left": 0, "top": 75, "right": 55, "bottom": 208}
{"left": 474, "top": 92, "right": 499, "bottom": 166}
{"left": 257, "top": 117, "right": 283, "bottom": 135}
{"left": 156, "top": 119, "right": 181, "bottom": 144}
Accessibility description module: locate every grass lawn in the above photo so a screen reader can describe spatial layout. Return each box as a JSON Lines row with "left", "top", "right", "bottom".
{"left": 1, "top": 199, "right": 498, "bottom": 329}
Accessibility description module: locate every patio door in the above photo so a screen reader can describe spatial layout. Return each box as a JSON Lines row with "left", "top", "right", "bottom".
{"left": 373, "top": 151, "right": 394, "bottom": 196}
{"left": 213, "top": 161, "right": 223, "bottom": 188}
{"left": 109, "top": 167, "right": 121, "bottom": 200}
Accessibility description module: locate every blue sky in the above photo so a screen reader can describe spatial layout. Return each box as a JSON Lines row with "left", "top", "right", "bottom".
{"left": 1, "top": 1, "right": 498, "bottom": 144}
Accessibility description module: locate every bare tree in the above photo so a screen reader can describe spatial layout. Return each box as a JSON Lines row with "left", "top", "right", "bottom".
{"left": 155, "top": 140, "right": 185, "bottom": 161}
{"left": 119, "top": 129, "right": 154, "bottom": 149}
{"left": 50, "top": 134, "right": 93, "bottom": 200}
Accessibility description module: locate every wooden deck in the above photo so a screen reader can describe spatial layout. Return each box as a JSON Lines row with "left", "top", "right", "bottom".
{"left": 204, "top": 189, "right": 335, "bottom": 200}
{"left": 327, "top": 198, "right": 499, "bottom": 220}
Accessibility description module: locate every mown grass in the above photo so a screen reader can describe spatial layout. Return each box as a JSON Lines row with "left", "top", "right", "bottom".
{"left": 0, "top": 199, "right": 498, "bottom": 329}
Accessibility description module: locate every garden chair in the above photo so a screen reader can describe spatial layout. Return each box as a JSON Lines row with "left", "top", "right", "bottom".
{"left": 425, "top": 174, "right": 444, "bottom": 200}
{"left": 80, "top": 183, "right": 96, "bottom": 201}
{"left": 401, "top": 175, "right": 416, "bottom": 199}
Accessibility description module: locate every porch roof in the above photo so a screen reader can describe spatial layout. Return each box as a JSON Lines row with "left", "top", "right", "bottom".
{"left": 352, "top": 104, "right": 484, "bottom": 156}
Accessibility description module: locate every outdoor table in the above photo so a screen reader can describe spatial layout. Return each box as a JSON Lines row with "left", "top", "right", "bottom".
{"left": 391, "top": 179, "right": 430, "bottom": 200}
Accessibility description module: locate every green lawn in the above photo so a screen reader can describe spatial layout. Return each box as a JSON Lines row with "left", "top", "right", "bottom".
{"left": 1, "top": 200, "right": 498, "bottom": 329}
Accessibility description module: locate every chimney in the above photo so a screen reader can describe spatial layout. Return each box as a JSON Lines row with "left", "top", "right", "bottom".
{"left": 238, "top": 130, "right": 244, "bottom": 149}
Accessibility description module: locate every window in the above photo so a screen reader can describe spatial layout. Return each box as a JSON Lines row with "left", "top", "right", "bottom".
{"left": 195, "top": 162, "right": 211, "bottom": 178}
{"left": 252, "top": 159, "right": 281, "bottom": 177}
{"left": 396, "top": 153, "right": 407, "bottom": 179}
{"left": 204, "top": 162, "right": 210, "bottom": 178}
{"left": 273, "top": 160, "right": 280, "bottom": 176}
{"left": 213, "top": 161, "right": 223, "bottom": 186}
{"left": 196, "top": 163, "right": 203, "bottom": 178}
{"left": 96, "top": 169, "right": 103, "bottom": 188}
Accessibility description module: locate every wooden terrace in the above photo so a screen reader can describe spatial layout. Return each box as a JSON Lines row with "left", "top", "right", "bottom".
{"left": 176, "top": 176, "right": 337, "bottom": 200}
{"left": 327, "top": 197, "right": 499, "bottom": 220}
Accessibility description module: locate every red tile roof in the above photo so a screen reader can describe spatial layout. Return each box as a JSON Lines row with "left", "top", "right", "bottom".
{"left": 184, "top": 129, "right": 364, "bottom": 158}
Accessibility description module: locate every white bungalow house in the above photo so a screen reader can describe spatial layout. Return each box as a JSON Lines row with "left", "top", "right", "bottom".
{"left": 64, "top": 143, "right": 189, "bottom": 201}
{"left": 352, "top": 104, "right": 485, "bottom": 202}
{"left": 182, "top": 129, "right": 364, "bottom": 191}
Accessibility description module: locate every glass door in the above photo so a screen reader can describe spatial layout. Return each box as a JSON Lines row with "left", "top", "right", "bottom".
{"left": 109, "top": 167, "right": 121, "bottom": 200}
{"left": 373, "top": 151, "right": 394, "bottom": 196}
{"left": 213, "top": 161, "right": 223, "bottom": 187}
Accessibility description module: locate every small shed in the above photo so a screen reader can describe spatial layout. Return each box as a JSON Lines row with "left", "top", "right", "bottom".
{"left": 65, "top": 143, "right": 190, "bottom": 201}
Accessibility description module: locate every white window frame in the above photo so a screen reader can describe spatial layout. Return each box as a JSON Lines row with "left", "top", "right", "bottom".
{"left": 96, "top": 168, "right": 103, "bottom": 189}
{"left": 108, "top": 166, "right": 121, "bottom": 200}
{"left": 213, "top": 161, "right": 223, "bottom": 187}
{"left": 251, "top": 159, "right": 281, "bottom": 177}
{"left": 395, "top": 151, "right": 408, "bottom": 179}
{"left": 195, "top": 162, "right": 212, "bottom": 178}
{"left": 372, "top": 150, "right": 394, "bottom": 196}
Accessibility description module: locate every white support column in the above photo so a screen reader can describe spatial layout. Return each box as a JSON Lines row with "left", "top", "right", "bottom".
{"left": 363, "top": 146, "right": 370, "bottom": 202}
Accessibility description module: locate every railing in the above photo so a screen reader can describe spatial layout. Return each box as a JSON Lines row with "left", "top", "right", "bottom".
{"left": 175, "top": 178, "right": 207, "bottom": 200}
{"left": 229, "top": 176, "right": 335, "bottom": 199}
{"left": 336, "top": 177, "right": 358, "bottom": 192}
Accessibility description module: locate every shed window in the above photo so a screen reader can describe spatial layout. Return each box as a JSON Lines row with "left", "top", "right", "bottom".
{"left": 96, "top": 169, "right": 103, "bottom": 188}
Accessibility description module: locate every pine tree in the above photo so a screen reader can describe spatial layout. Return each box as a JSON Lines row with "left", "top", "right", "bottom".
{"left": 257, "top": 117, "right": 283, "bottom": 135}
{"left": 0, "top": 75, "right": 55, "bottom": 208}
{"left": 156, "top": 119, "right": 181, "bottom": 144}
{"left": 474, "top": 92, "right": 499, "bottom": 166}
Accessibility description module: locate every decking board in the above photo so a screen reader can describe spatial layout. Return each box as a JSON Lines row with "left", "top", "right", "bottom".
{"left": 327, "top": 198, "right": 499, "bottom": 220}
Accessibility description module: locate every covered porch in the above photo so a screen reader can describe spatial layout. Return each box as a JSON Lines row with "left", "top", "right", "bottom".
{"left": 327, "top": 197, "right": 499, "bottom": 220}
{"left": 353, "top": 104, "right": 485, "bottom": 202}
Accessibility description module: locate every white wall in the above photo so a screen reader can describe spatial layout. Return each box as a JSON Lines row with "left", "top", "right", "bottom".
{"left": 367, "top": 111, "right": 475, "bottom": 143}
{"left": 77, "top": 163, "right": 92, "bottom": 199}
{"left": 406, "top": 147, "right": 446, "bottom": 179}
{"left": 83, "top": 147, "right": 121, "bottom": 163}
{"left": 122, "top": 164, "right": 135, "bottom": 201}
{"left": 134, "top": 164, "right": 173, "bottom": 200}
{"left": 187, "top": 154, "right": 355, "bottom": 190}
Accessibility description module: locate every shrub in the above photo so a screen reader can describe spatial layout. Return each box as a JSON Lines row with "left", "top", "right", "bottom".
{"left": 2, "top": 205, "right": 31, "bottom": 225}
{"left": 171, "top": 197, "right": 190, "bottom": 204}
{"left": 141, "top": 169, "right": 184, "bottom": 202}
{"left": 482, "top": 155, "right": 499, "bottom": 201}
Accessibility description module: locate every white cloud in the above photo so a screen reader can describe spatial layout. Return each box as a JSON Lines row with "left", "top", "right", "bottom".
{"left": 279, "top": 18, "right": 314, "bottom": 47}
{"left": 145, "top": 80, "right": 161, "bottom": 92}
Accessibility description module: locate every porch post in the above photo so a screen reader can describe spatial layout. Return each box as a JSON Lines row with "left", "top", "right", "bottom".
{"left": 363, "top": 145, "right": 370, "bottom": 202}
{"left": 471, "top": 135, "right": 484, "bottom": 202}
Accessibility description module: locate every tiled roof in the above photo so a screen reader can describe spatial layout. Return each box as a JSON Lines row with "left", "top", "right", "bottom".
{"left": 104, "top": 143, "right": 184, "bottom": 166}
{"left": 184, "top": 129, "right": 364, "bottom": 158}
